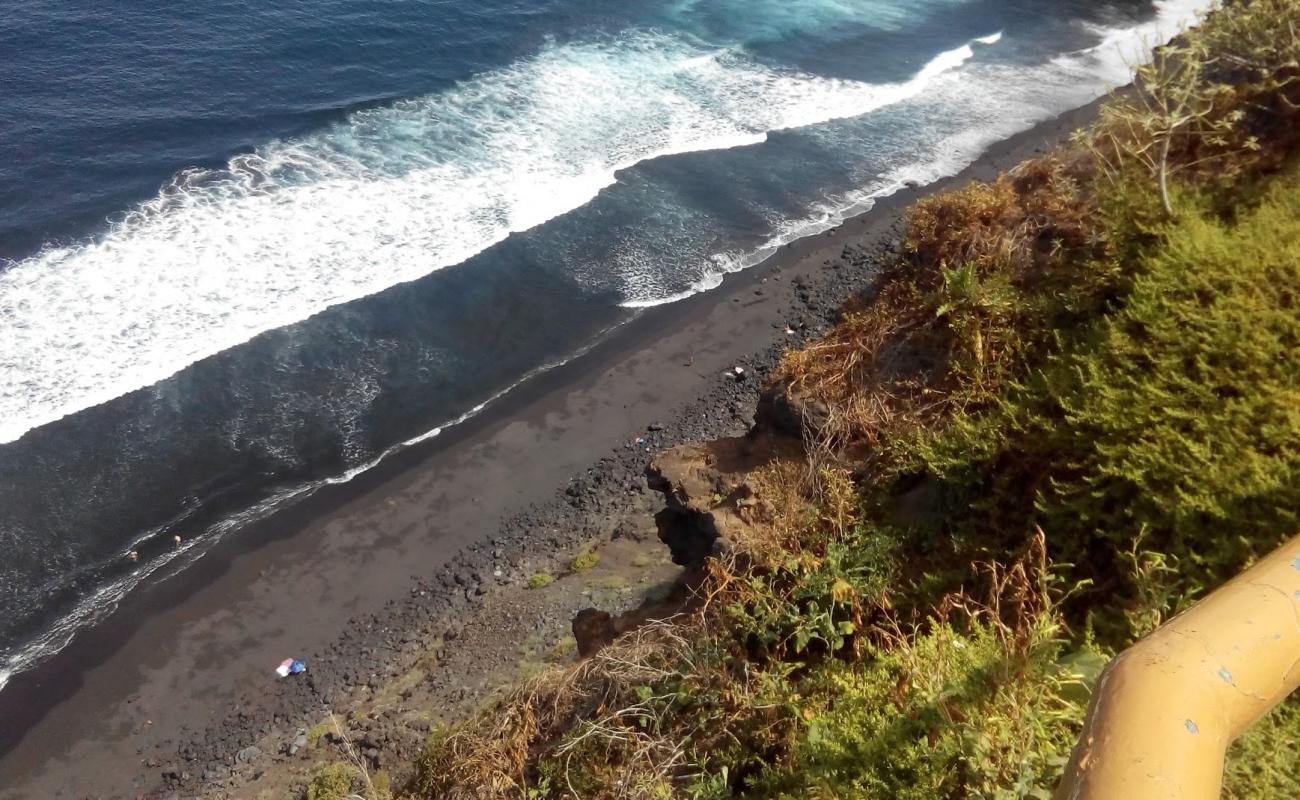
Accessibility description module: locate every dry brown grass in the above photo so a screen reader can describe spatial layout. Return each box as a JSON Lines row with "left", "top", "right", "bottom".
{"left": 910, "top": 153, "right": 1096, "bottom": 275}
{"left": 933, "top": 527, "right": 1055, "bottom": 661}
{"left": 727, "top": 456, "right": 816, "bottom": 552}
{"left": 411, "top": 458, "right": 853, "bottom": 800}
{"left": 412, "top": 621, "right": 717, "bottom": 800}
{"left": 771, "top": 153, "right": 1101, "bottom": 452}
{"left": 413, "top": 610, "right": 805, "bottom": 799}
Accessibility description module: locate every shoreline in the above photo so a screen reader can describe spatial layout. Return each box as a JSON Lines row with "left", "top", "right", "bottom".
{"left": 0, "top": 96, "right": 1105, "bottom": 799}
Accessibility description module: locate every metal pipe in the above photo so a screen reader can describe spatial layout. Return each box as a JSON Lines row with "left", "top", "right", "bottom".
{"left": 1056, "top": 534, "right": 1300, "bottom": 799}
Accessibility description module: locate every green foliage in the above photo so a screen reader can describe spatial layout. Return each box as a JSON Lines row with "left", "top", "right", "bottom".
{"left": 569, "top": 547, "right": 601, "bottom": 572}
{"left": 1223, "top": 696, "right": 1300, "bottom": 798}
{"left": 307, "top": 762, "right": 360, "bottom": 800}
{"left": 898, "top": 171, "right": 1300, "bottom": 640}
{"left": 759, "top": 618, "right": 1099, "bottom": 800}
{"left": 721, "top": 468, "right": 897, "bottom": 662}
{"left": 526, "top": 572, "right": 554, "bottom": 590}
{"left": 372, "top": 769, "right": 392, "bottom": 798}
{"left": 1042, "top": 182, "right": 1300, "bottom": 550}
{"left": 931, "top": 262, "right": 1022, "bottom": 393}
{"left": 306, "top": 719, "right": 332, "bottom": 745}
{"left": 546, "top": 636, "right": 577, "bottom": 661}
{"left": 402, "top": 4, "right": 1300, "bottom": 796}
{"left": 1086, "top": 0, "right": 1300, "bottom": 217}
{"left": 1116, "top": 530, "right": 1195, "bottom": 638}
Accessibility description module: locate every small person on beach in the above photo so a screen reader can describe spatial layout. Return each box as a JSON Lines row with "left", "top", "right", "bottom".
{"left": 128, "top": 549, "right": 139, "bottom": 562}
{"left": 173, "top": 534, "right": 182, "bottom": 546}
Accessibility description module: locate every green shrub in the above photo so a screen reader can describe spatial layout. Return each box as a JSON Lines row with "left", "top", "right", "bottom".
{"left": 400, "top": 5, "right": 1300, "bottom": 796}
{"left": 1224, "top": 696, "right": 1300, "bottom": 798}
{"left": 307, "top": 762, "right": 359, "bottom": 800}
{"left": 526, "top": 572, "right": 554, "bottom": 590}
{"left": 758, "top": 611, "right": 1101, "bottom": 800}
{"left": 305, "top": 719, "right": 332, "bottom": 745}
{"left": 897, "top": 170, "right": 1300, "bottom": 640}
{"left": 569, "top": 547, "right": 600, "bottom": 572}
{"left": 372, "top": 769, "right": 392, "bottom": 798}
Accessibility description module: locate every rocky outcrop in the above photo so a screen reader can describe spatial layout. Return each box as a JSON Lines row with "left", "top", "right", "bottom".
{"left": 572, "top": 609, "right": 617, "bottom": 657}
{"left": 755, "top": 383, "right": 831, "bottom": 439}
{"left": 646, "top": 433, "right": 802, "bottom": 570}
{"left": 564, "top": 432, "right": 805, "bottom": 660}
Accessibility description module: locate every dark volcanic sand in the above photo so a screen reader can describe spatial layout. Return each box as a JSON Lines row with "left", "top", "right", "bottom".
{"left": 0, "top": 97, "right": 1106, "bottom": 799}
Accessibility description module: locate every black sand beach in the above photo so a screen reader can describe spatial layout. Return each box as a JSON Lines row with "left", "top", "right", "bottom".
{"left": 0, "top": 97, "right": 1107, "bottom": 799}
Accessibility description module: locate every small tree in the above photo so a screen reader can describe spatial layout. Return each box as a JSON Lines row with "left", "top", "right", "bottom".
{"left": 1081, "top": 0, "right": 1300, "bottom": 219}
{"left": 1086, "top": 40, "right": 1250, "bottom": 219}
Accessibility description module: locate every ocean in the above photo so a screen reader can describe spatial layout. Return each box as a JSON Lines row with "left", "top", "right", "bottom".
{"left": 0, "top": 0, "right": 1208, "bottom": 690}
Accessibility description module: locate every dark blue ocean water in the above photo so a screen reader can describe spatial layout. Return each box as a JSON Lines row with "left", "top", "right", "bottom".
{"left": 0, "top": 0, "right": 1206, "bottom": 688}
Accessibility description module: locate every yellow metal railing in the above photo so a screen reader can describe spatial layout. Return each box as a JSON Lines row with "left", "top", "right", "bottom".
{"left": 1056, "top": 535, "right": 1300, "bottom": 799}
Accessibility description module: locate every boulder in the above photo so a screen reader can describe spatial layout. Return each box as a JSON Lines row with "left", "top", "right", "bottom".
{"left": 572, "top": 609, "right": 616, "bottom": 658}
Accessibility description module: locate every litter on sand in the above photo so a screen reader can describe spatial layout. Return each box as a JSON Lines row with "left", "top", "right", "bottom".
{"left": 276, "top": 658, "right": 307, "bottom": 677}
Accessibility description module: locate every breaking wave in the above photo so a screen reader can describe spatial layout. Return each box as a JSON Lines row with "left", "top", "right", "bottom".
{"left": 620, "top": 0, "right": 1212, "bottom": 307}
{"left": 0, "top": 32, "right": 977, "bottom": 446}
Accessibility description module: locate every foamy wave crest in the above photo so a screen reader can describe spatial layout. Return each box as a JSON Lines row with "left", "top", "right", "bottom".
{"left": 1051, "top": 0, "right": 1211, "bottom": 84}
{"left": 0, "top": 31, "right": 977, "bottom": 445}
{"left": 620, "top": 0, "right": 1212, "bottom": 308}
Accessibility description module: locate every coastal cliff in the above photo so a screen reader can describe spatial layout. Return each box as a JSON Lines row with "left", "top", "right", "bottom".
{"left": 400, "top": 2, "right": 1300, "bottom": 796}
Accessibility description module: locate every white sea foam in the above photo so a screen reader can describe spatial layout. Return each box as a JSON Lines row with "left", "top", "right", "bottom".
{"left": 0, "top": 0, "right": 1208, "bottom": 444}
{"left": 620, "top": 0, "right": 1212, "bottom": 308}
{"left": 0, "top": 33, "right": 979, "bottom": 446}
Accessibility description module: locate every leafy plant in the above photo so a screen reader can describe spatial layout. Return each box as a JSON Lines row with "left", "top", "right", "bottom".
{"left": 570, "top": 548, "right": 601, "bottom": 573}
{"left": 527, "top": 572, "right": 555, "bottom": 590}
{"left": 307, "top": 762, "right": 360, "bottom": 800}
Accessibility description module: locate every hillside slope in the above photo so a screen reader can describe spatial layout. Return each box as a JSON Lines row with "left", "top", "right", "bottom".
{"left": 314, "top": 1, "right": 1300, "bottom": 797}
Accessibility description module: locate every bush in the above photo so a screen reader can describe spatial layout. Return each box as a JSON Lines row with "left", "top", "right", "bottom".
{"left": 772, "top": 152, "right": 1106, "bottom": 448}
{"left": 899, "top": 170, "right": 1300, "bottom": 638}
{"left": 761, "top": 618, "right": 1098, "bottom": 800}
{"left": 526, "top": 572, "right": 554, "bottom": 590}
{"left": 401, "top": 4, "right": 1300, "bottom": 796}
{"left": 1086, "top": 0, "right": 1300, "bottom": 217}
{"left": 307, "top": 762, "right": 359, "bottom": 800}
{"left": 569, "top": 548, "right": 600, "bottom": 572}
{"left": 1224, "top": 697, "right": 1300, "bottom": 798}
